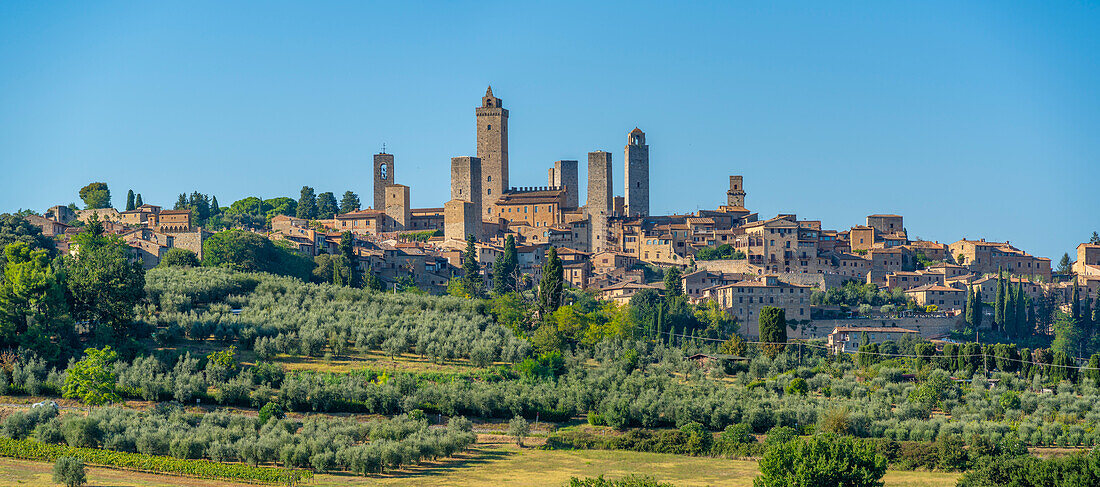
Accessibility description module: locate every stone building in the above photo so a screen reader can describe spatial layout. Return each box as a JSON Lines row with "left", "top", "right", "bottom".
{"left": 727, "top": 176, "right": 746, "bottom": 208}
{"left": 548, "top": 160, "right": 579, "bottom": 209}
{"left": 866, "top": 214, "right": 903, "bottom": 235}
{"left": 624, "top": 128, "right": 649, "bottom": 217}
{"left": 476, "top": 86, "right": 508, "bottom": 214}
{"left": 157, "top": 210, "right": 192, "bottom": 233}
{"left": 335, "top": 209, "right": 383, "bottom": 235}
{"left": 384, "top": 184, "right": 411, "bottom": 232}
{"left": 904, "top": 283, "right": 965, "bottom": 310}
{"left": 702, "top": 275, "right": 810, "bottom": 338}
{"left": 373, "top": 152, "right": 394, "bottom": 210}
{"left": 587, "top": 151, "right": 613, "bottom": 252}
{"left": 444, "top": 200, "right": 478, "bottom": 242}
{"left": 450, "top": 156, "right": 483, "bottom": 222}
{"left": 491, "top": 187, "right": 566, "bottom": 229}
{"left": 948, "top": 238, "right": 1051, "bottom": 279}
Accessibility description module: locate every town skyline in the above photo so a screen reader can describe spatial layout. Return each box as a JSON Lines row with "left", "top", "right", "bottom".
{"left": 2, "top": 2, "right": 1098, "bottom": 260}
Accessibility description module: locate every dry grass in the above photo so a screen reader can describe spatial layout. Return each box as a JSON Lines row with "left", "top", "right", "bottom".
{"left": 0, "top": 445, "right": 962, "bottom": 487}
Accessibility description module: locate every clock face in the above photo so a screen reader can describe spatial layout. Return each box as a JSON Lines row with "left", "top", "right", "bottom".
{"left": 379, "top": 163, "right": 388, "bottom": 180}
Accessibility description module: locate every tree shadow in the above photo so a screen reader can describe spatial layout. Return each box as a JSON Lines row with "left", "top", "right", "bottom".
{"left": 336, "top": 446, "right": 517, "bottom": 480}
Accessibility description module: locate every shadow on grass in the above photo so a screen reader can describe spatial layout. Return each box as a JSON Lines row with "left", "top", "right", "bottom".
{"left": 326, "top": 446, "right": 516, "bottom": 480}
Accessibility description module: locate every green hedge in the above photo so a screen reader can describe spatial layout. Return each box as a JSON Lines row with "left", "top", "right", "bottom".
{"left": 0, "top": 437, "right": 311, "bottom": 485}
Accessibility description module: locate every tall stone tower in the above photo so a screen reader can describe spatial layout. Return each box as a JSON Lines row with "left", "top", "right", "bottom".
{"left": 450, "top": 156, "right": 483, "bottom": 220}
{"left": 476, "top": 86, "right": 508, "bottom": 212}
{"left": 384, "top": 184, "right": 410, "bottom": 232}
{"left": 548, "top": 160, "right": 579, "bottom": 209}
{"left": 624, "top": 128, "right": 649, "bottom": 217}
{"left": 727, "top": 175, "right": 746, "bottom": 207}
{"left": 373, "top": 152, "right": 394, "bottom": 210}
{"left": 587, "top": 151, "right": 613, "bottom": 252}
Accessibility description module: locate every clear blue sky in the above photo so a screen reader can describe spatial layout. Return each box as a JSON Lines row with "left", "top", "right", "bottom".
{"left": 1, "top": 1, "right": 1097, "bottom": 259}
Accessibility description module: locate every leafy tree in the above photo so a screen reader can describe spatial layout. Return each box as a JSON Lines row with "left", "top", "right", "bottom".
{"left": 174, "top": 194, "right": 188, "bottom": 210}
{"left": 134, "top": 193, "right": 143, "bottom": 207}
{"left": 159, "top": 248, "right": 200, "bottom": 268}
{"left": 508, "top": 416, "right": 530, "bottom": 447}
{"left": 125, "top": 190, "right": 135, "bottom": 211}
{"left": 339, "top": 191, "right": 360, "bottom": 214}
{"left": 188, "top": 192, "right": 211, "bottom": 226}
{"left": 63, "top": 346, "right": 122, "bottom": 405}
{"left": 695, "top": 244, "right": 746, "bottom": 261}
{"left": 53, "top": 456, "right": 86, "bottom": 487}
{"left": 759, "top": 306, "right": 787, "bottom": 359}
{"left": 0, "top": 214, "right": 54, "bottom": 268}
{"left": 78, "top": 182, "right": 111, "bottom": 209}
{"left": 1057, "top": 253, "right": 1073, "bottom": 274}
{"left": 65, "top": 218, "right": 145, "bottom": 334}
{"left": 1050, "top": 350, "right": 1077, "bottom": 383}
{"left": 201, "top": 229, "right": 313, "bottom": 281}
{"left": 538, "top": 247, "right": 564, "bottom": 316}
{"left": 663, "top": 267, "right": 682, "bottom": 297}
{"left": 338, "top": 231, "right": 358, "bottom": 287}
{"left": 629, "top": 288, "right": 663, "bottom": 339}
{"left": 754, "top": 434, "right": 887, "bottom": 487}
{"left": 316, "top": 192, "right": 338, "bottom": 219}
{"left": 0, "top": 242, "right": 71, "bottom": 360}
{"left": 297, "top": 186, "right": 318, "bottom": 220}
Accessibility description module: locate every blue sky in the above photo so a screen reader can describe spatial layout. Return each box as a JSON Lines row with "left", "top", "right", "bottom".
{"left": 1, "top": 1, "right": 1097, "bottom": 259}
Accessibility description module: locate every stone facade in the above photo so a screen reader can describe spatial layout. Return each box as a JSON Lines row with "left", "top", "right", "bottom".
{"left": 450, "top": 156, "right": 483, "bottom": 221}
{"left": 373, "top": 152, "right": 394, "bottom": 210}
{"left": 548, "top": 160, "right": 579, "bottom": 209}
{"left": 476, "top": 86, "right": 508, "bottom": 214}
{"left": 157, "top": 210, "right": 192, "bottom": 233}
{"left": 384, "top": 184, "right": 411, "bottom": 232}
{"left": 866, "top": 214, "right": 903, "bottom": 235}
{"left": 624, "top": 128, "right": 649, "bottom": 217}
{"left": 702, "top": 275, "right": 811, "bottom": 338}
{"left": 444, "top": 201, "right": 479, "bottom": 242}
{"left": 587, "top": 151, "right": 613, "bottom": 252}
{"left": 727, "top": 176, "right": 746, "bottom": 207}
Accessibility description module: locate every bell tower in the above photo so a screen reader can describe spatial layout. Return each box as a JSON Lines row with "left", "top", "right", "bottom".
{"left": 624, "top": 128, "right": 649, "bottom": 217}
{"left": 373, "top": 151, "right": 394, "bottom": 210}
{"left": 476, "top": 86, "right": 509, "bottom": 216}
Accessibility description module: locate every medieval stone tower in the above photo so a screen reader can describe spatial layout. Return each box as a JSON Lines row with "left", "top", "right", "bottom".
{"left": 450, "top": 156, "right": 483, "bottom": 220}
{"left": 548, "top": 160, "right": 579, "bottom": 209}
{"left": 587, "top": 151, "right": 613, "bottom": 252}
{"left": 727, "top": 175, "right": 746, "bottom": 207}
{"left": 373, "top": 152, "right": 394, "bottom": 210}
{"left": 449, "top": 156, "right": 482, "bottom": 240}
{"left": 384, "top": 184, "right": 410, "bottom": 232}
{"left": 624, "top": 128, "right": 649, "bottom": 217}
{"left": 476, "top": 86, "right": 508, "bottom": 215}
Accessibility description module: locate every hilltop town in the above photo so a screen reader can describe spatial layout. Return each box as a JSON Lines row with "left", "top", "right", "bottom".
{"left": 23, "top": 87, "right": 1098, "bottom": 349}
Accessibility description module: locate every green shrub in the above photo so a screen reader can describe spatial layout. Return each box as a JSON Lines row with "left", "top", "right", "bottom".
{"left": 52, "top": 456, "right": 85, "bottom": 487}
{"left": 754, "top": 434, "right": 886, "bottom": 487}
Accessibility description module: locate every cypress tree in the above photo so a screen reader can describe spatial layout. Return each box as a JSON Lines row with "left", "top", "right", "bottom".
{"left": 1004, "top": 280, "right": 1017, "bottom": 337}
{"left": 538, "top": 247, "right": 564, "bottom": 315}
{"left": 974, "top": 289, "right": 984, "bottom": 331}
{"left": 1020, "top": 348, "right": 1032, "bottom": 378}
{"left": 503, "top": 235, "right": 518, "bottom": 291}
{"left": 134, "top": 193, "right": 143, "bottom": 207}
{"left": 1093, "top": 289, "right": 1100, "bottom": 325}
{"left": 175, "top": 193, "right": 188, "bottom": 210}
{"left": 125, "top": 189, "right": 136, "bottom": 211}
{"left": 461, "top": 234, "right": 483, "bottom": 298}
{"left": 965, "top": 287, "right": 976, "bottom": 329}
{"left": 492, "top": 253, "right": 507, "bottom": 295}
{"left": 297, "top": 186, "right": 318, "bottom": 220}
{"left": 1015, "top": 282, "right": 1026, "bottom": 338}
{"left": 210, "top": 196, "right": 221, "bottom": 216}
{"left": 994, "top": 269, "right": 1005, "bottom": 330}
{"left": 1071, "top": 282, "right": 1081, "bottom": 324}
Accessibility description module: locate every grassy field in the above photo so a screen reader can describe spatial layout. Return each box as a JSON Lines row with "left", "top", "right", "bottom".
{"left": 0, "top": 444, "right": 961, "bottom": 487}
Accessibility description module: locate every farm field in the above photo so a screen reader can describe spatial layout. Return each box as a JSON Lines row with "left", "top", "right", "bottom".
{"left": 0, "top": 445, "right": 961, "bottom": 487}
